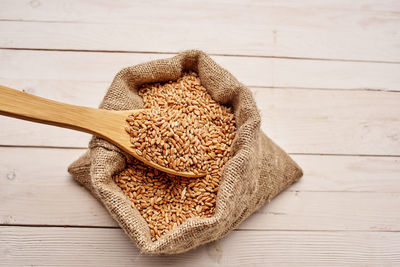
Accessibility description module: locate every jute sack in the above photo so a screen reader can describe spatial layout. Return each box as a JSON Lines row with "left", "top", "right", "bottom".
{"left": 68, "top": 50, "right": 303, "bottom": 254}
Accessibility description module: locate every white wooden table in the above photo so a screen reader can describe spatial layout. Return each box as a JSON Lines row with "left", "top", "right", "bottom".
{"left": 0, "top": 1, "right": 399, "bottom": 266}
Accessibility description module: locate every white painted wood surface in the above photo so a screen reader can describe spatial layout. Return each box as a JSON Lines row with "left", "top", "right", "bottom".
{"left": 2, "top": 227, "right": 400, "bottom": 266}
{"left": 2, "top": 149, "right": 400, "bottom": 230}
{"left": 1, "top": 50, "right": 400, "bottom": 91}
{"left": 0, "top": 0, "right": 399, "bottom": 265}
{"left": 0, "top": 0, "right": 399, "bottom": 62}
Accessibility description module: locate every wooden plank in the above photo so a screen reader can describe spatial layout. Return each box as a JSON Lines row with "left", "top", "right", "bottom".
{"left": 1, "top": 147, "right": 399, "bottom": 230}
{"left": 2, "top": 147, "right": 399, "bottom": 193}
{"left": 3, "top": 0, "right": 399, "bottom": 23}
{"left": 1, "top": 80, "right": 399, "bottom": 155}
{"left": 1, "top": 50, "right": 400, "bottom": 91}
{"left": 0, "top": 0, "right": 399, "bottom": 62}
{"left": 2, "top": 181, "right": 398, "bottom": 230}
{"left": 245, "top": 191, "right": 400, "bottom": 231}
{"left": 1, "top": 226, "right": 399, "bottom": 266}
{"left": 0, "top": 147, "right": 117, "bottom": 227}
{"left": 0, "top": 117, "right": 91, "bottom": 148}
{"left": 253, "top": 88, "right": 400, "bottom": 155}
{"left": 290, "top": 155, "right": 400, "bottom": 192}
{"left": 0, "top": 79, "right": 107, "bottom": 107}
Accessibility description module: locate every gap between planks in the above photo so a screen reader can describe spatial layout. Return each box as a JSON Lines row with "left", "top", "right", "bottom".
{"left": 1, "top": 47, "right": 399, "bottom": 65}
{"left": 1, "top": 223, "right": 399, "bottom": 233}
{"left": 250, "top": 86, "right": 400, "bottom": 93}
{"left": 3, "top": 77, "right": 400, "bottom": 94}
{"left": 1, "top": 144, "right": 400, "bottom": 158}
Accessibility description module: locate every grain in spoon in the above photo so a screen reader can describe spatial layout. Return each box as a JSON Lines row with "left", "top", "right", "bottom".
{"left": 0, "top": 85, "right": 206, "bottom": 178}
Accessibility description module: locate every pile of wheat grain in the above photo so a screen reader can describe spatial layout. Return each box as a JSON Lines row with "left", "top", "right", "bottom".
{"left": 125, "top": 72, "right": 235, "bottom": 174}
{"left": 114, "top": 159, "right": 220, "bottom": 241}
{"left": 114, "top": 72, "right": 235, "bottom": 241}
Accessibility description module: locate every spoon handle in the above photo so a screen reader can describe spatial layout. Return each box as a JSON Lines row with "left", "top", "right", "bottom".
{"left": 0, "top": 84, "right": 106, "bottom": 135}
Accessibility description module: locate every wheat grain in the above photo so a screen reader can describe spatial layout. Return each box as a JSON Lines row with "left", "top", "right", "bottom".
{"left": 114, "top": 72, "right": 235, "bottom": 241}
{"left": 126, "top": 72, "right": 235, "bottom": 174}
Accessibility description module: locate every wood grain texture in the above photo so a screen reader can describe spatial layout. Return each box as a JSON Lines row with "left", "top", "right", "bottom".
{"left": 2, "top": 183, "right": 398, "bottom": 231}
{"left": 0, "top": 0, "right": 399, "bottom": 62}
{"left": 1, "top": 226, "right": 400, "bottom": 266}
{"left": 1, "top": 147, "right": 399, "bottom": 230}
{"left": 1, "top": 84, "right": 399, "bottom": 156}
{"left": 291, "top": 155, "right": 400, "bottom": 192}
{"left": 253, "top": 88, "right": 400, "bottom": 155}
{"left": 2, "top": 148, "right": 398, "bottom": 193}
{"left": 1, "top": 50, "right": 399, "bottom": 91}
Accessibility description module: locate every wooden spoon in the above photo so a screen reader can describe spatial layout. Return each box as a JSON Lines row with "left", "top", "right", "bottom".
{"left": 0, "top": 85, "right": 206, "bottom": 178}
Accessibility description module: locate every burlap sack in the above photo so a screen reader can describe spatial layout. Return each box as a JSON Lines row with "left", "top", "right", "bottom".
{"left": 68, "top": 50, "right": 303, "bottom": 254}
